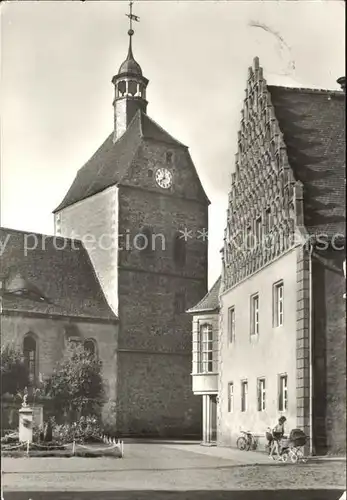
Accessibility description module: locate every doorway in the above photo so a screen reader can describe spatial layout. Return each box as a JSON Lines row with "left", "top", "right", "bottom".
{"left": 210, "top": 395, "right": 217, "bottom": 442}
{"left": 202, "top": 394, "right": 218, "bottom": 444}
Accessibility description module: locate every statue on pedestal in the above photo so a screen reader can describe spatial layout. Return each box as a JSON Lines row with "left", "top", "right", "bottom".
{"left": 21, "top": 387, "right": 29, "bottom": 408}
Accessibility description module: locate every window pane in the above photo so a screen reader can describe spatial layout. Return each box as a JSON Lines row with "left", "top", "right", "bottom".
{"left": 228, "top": 383, "right": 234, "bottom": 413}
{"left": 274, "top": 283, "right": 284, "bottom": 327}
{"left": 251, "top": 295, "right": 259, "bottom": 335}
{"left": 279, "top": 375, "right": 288, "bottom": 411}
{"left": 199, "top": 324, "right": 214, "bottom": 373}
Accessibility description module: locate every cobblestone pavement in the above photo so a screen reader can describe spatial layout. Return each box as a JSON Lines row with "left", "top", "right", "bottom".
{"left": 2, "top": 442, "right": 346, "bottom": 499}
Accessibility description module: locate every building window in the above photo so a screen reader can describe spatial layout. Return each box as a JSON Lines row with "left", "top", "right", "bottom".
{"left": 251, "top": 294, "right": 259, "bottom": 335}
{"left": 241, "top": 380, "right": 248, "bottom": 412}
{"left": 55, "top": 214, "right": 61, "bottom": 235}
{"left": 273, "top": 281, "right": 284, "bottom": 327}
{"left": 245, "top": 225, "right": 253, "bottom": 250}
{"left": 174, "top": 291, "right": 186, "bottom": 314}
{"left": 173, "top": 232, "right": 186, "bottom": 267}
{"left": 228, "top": 382, "right": 234, "bottom": 413}
{"left": 266, "top": 208, "right": 272, "bottom": 232}
{"left": 257, "top": 378, "right": 266, "bottom": 411}
{"left": 84, "top": 338, "right": 97, "bottom": 357}
{"left": 148, "top": 169, "right": 153, "bottom": 178}
{"left": 228, "top": 306, "right": 235, "bottom": 343}
{"left": 279, "top": 374, "right": 288, "bottom": 411}
{"left": 255, "top": 217, "right": 262, "bottom": 246}
{"left": 199, "top": 324, "right": 213, "bottom": 373}
{"left": 23, "top": 335, "right": 37, "bottom": 384}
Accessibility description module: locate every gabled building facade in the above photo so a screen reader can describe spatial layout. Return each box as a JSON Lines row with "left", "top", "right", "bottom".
{"left": 190, "top": 58, "right": 345, "bottom": 455}
{"left": 220, "top": 58, "right": 345, "bottom": 455}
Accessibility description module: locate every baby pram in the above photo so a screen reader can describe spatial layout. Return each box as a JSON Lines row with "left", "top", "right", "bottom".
{"left": 280, "top": 428, "right": 307, "bottom": 463}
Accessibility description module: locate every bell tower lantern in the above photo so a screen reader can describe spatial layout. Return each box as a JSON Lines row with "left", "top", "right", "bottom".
{"left": 112, "top": 3, "right": 148, "bottom": 142}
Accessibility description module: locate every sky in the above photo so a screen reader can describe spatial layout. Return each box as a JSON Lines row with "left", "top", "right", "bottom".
{"left": 0, "top": 0, "right": 345, "bottom": 287}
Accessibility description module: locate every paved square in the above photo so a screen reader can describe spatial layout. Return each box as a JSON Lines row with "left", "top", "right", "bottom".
{"left": 2, "top": 442, "right": 346, "bottom": 499}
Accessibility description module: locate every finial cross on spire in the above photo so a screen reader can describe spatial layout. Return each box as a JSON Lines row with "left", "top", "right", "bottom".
{"left": 126, "top": 1, "right": 140, "bottom": 34}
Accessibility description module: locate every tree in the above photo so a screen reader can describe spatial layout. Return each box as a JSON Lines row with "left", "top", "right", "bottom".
{"left": 0, "top": 343, "right": 29, "bottom": 397}
{"left": 43, "top": 342, "right": 104, "bottom": 420}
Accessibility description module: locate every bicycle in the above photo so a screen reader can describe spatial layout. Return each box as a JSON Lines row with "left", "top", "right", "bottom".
{"left": 236, "top": 430, "right": 258, "bottom": 451}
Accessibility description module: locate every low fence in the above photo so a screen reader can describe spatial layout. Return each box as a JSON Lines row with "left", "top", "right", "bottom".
{"left": 1, "top": 433, "right": 124, "bottom": 457}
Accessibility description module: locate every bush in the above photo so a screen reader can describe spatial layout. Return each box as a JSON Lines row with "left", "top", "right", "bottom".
{"left": 0, "top": 343, "right": 29, "bottom": 397}
{"left": 32, "top": 415, "right": 102, "bottom": 444}
{"left": 43, "top": 342, "right": 104, "bottom": 420}
{"left": 53, "top": 416, "right": 102, "bottom": 444}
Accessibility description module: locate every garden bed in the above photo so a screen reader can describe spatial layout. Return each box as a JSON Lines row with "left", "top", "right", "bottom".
{"left": 1, "top": 442, "right": 122, "bottom": 458}
{"left": 2, "top": 448, "right": 122, "bottom": 458}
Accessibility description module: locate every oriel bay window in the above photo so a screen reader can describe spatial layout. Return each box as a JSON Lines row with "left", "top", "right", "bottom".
{"left": 192, "top": 323, "right": 218, "bottom": 374}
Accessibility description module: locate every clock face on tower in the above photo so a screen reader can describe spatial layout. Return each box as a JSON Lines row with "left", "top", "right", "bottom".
{"left": 155, "top": 167, "right": 173, "bottom": 189}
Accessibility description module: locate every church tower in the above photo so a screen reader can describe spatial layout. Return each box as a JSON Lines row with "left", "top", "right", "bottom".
{"left": 53, "top": 4, "right": 209, "bottom": 437}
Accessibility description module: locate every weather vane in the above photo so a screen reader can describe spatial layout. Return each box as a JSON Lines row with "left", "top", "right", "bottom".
{"left": 126, "top": 1, "right": 140, "bottom": 35}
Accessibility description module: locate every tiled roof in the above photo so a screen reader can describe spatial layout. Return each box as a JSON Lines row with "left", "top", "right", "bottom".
{"left": 187, "top": 276, "right": 221, "bottom": 313}
{"left": 53, "top": 111, "right": 187, "bottom": 213}
{"left": 0, "top": 227, "right": 117, "bottom": 321}
{"left": 269, "top": 86, "right": 345, "bottom": 238}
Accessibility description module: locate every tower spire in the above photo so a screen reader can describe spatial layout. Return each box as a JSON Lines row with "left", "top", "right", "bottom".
{"left": 123, "top": 1, "right": 140, "bottom": 70}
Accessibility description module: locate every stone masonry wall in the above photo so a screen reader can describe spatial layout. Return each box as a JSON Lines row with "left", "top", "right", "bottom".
{"left": 116, "top": 351, "right": 201, "bottom": 437}
{"left": 0, "top": 314, "right": 118, "bottom": 412}
{"left": 312, "top": 248, "right": 346, "bottom": 455}
{"left": 116, "top": 138, "right": 208, "bottom": 437}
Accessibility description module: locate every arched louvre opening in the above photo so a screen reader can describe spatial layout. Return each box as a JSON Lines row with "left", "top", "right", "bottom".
{"left": 23, "top": 334, "right": 37, "bottom": 384}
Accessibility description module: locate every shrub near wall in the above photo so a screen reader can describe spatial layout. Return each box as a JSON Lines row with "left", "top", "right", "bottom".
{"left": 43, "top": 343, "right": 104, "bottom": 422}
{"left": 1, "top": 396, "right": 21, "bottom": 435}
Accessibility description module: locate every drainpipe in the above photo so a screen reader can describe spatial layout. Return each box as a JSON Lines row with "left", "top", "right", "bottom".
{"left": 308, "top": 243, "right": 314, "bottom": 456}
